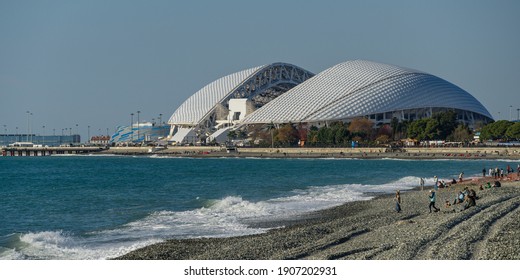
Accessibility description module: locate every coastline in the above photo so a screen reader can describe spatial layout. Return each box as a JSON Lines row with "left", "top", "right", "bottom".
{"left": 101, "top": 146, "right": 520, "bottom": 160}
{"left": 116, "top": 175, "right": 520, "bottom": 260}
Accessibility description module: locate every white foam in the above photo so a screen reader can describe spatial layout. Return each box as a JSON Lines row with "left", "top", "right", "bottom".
{"left": 2, "top": 175, "right": 434, "bottom": 260}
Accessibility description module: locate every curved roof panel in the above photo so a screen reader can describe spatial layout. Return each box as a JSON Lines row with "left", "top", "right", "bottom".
{"left": 242, "top": 60, "right": 493, "bottom": 124}
{"left": 168, "top": 65, "right": 263, "bottom": 125}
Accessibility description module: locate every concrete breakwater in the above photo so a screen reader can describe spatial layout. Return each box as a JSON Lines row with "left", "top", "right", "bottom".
{"left": 102, "top": 146, "right": 520, "bottom": 160}
{"left": 3, "top": 145, "right": 520, "bottom": 159}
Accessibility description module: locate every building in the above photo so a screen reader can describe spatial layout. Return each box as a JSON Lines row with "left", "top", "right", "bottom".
{"left": 110, "top": 122, "right": 169, "bottom": 144}
{"left": 168, "top": 63, "right": 314, "bottom": 144}
{"left": 168, "top": 60, "right": 493, "bottom": 144}
{"left": 89, "top": 135, "right": 110, "bottom": 145}
{"left": 0, "top": 134, "right": 80, "bottom": 147}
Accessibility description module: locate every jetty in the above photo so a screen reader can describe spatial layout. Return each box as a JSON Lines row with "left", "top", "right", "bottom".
{"left": 1, "top": 146, "right": 107, "bottom": 156}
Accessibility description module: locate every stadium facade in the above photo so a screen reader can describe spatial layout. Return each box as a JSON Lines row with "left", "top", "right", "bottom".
{"left": 110, "top": 122, "right": 170, "bottom": 144}
{"left": 168, "top": 60, "right": 493, "bottom": 145}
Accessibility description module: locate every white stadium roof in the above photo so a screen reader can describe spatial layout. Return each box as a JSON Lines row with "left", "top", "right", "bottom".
{"left": 168, "top": 65, "right": 264, "bottom": 125}
{"left": 242, "top": 60, "right": 493, "bottom": 124}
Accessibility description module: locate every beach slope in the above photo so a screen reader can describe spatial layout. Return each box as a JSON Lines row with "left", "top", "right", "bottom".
{"left": 116, "top": 181, "right": 520, "bottom": 260}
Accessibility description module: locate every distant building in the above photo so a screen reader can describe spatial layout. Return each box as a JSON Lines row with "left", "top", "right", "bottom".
{"left": 110, "top": 122, "right": 169, "bottom": 144}
{"left": 90, "top": 135, "right": 110, "bottom": 145}
{"left": 0, "top": 134, "right": 80, "bottom": 147}
{"left": 168, "top": 60, "right": 493, "bottom": 145}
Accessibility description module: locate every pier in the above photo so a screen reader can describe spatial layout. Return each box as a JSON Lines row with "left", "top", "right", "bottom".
{"left": 1, "top": 146, "right": 107, "bottom": 156}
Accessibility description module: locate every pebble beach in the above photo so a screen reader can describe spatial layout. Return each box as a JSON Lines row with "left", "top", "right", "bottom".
{"left": 117, "top": 175, "right": 520, "bottom": 260}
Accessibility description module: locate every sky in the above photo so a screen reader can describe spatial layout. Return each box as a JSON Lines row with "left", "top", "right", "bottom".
{"left": 1, "top": 0, "right": 519, "bottom": 140}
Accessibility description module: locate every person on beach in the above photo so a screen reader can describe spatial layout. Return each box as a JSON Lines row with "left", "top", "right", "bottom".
{"left": 429, "top": 190, "right": 440, "bottom": 213}
{"left": 434, "top": 176, "right": 438, "bottom": 190}
{"left": 482, "top": 168, "right": 486, "bottom": 177}
{"left": 395, "top": 190, "right": 401, "bottom": 213}
{"left": 459, "top": 172, "right": 464, "bottom": 183}
{"left": 420, "top": 177, "right": 425, "bottom": 191}
{"left": 461, "top": 189, "right": 476, "bottom": 211}
{"left": 453, "top": 191, "right": 464, "bottom": 205}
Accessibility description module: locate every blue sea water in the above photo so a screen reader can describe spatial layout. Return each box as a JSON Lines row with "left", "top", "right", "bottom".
{"left": 1, "top": 155, "right": 518, "bottom": 260}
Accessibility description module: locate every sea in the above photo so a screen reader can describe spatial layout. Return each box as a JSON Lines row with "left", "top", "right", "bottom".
{"left": 1, "top": 155, "right": 519, "bottom": 260}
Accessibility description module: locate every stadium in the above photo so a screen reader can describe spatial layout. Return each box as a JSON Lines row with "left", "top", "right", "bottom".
{"left": 168, "top": 60, "right": 493, "bottom": 145}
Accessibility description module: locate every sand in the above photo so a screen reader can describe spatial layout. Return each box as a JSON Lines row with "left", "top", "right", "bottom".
{"left": 116, "top": 175, "right": 520, "bottom": 260}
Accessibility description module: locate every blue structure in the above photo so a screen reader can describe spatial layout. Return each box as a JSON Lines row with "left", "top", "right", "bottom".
{"left": 110, "top": 123, "right": 169, "bottom": 144}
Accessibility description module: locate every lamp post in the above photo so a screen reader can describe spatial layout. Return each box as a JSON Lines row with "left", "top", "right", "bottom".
{"left": 137, "top": 110, "right": 141, "bottom": 143}
{"left": 510, "top": 105, "right": 513, "bottom": 121}
{"left": 26, "top": 111, "right": 30, "bottom": 142}
{"left": 130, "top": 113, "right": 134, "bottom": 142}
{"left": 159, "top": 113, "right": 163, "bottom": 137}
{"left": 42, "top": 125, "right": 45, "bottom": 146}
{"left": 517, "top": 108, "right": 520, "bottom": 121}
{"left": 88, "top": 126, "right": 90, "bottom": 145}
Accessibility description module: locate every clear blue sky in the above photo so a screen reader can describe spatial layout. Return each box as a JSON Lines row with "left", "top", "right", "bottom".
{"left": 1, "top": 0, "right": 519, "bottom": 139}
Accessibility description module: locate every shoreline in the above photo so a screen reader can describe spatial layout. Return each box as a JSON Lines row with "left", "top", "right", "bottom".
{"left": 116, "top": 175, "right": 520, "bottom": 260}
{"left": 100, "top": 146, "right": 520, "bottom": 160}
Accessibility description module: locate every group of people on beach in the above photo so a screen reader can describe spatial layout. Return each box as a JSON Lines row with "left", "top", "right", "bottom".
{"left": 484, "top": 164, "right": 520, "bottom": 179}
{"left": 395, "top": 164, "right": 519, "bottom": 214}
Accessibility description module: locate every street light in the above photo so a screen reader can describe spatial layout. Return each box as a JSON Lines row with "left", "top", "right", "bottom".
{"left": 130, "top": 113, "right": 134, "bottom": 142}
{"left": 42, "top": 125, "right": 45, "bottom": 146}
{"left": 510, "top": 105, "right": 513, "bottom": 121}
{"left": 88, "top": 126, "right": 90, "bottom": 144}
{"left": 137, "top": 110, "right": 141, "bottom": 143}
{"left": 26, "top": 111, "right": 30, "bottom": 142}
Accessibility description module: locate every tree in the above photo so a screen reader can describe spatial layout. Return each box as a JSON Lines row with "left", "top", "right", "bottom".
{"left": 447, "top": 124, "right": 473, "bottom": 142}
{"left": 276, "top": 123, "right": 299, "bottom": 146}
{"left": 348, "top": 118, "right": 373, "bottom": 140}
{"left": 407, "top": 119, "right": 428, "bottom": 140}
{"left": 480, "top": 120, "right": 513, "bottom": 141}
{"left": 390, "top": 117, "right": 399, "bottom": 140}
{"left": 433, "top": 110, "right": 457, "bottom": 139}
{"left": 375, "top": 134, "right": 390, "bottom": 144}
{"left": 227, "top": 130, "right": 237, "bottom": 141}
{"left": 506, "top": 122, "right": 520, "bottom": 140}
{"left": 424, "top": 119, "right": 440, "bottom": 140}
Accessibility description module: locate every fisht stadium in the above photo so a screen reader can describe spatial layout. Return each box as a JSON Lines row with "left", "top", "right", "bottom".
{"left": 167, "top": 60, "right": 493, "bottom": 144}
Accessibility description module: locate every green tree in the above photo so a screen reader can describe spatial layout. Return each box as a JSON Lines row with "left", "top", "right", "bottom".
{"left": 433, "top": 110, "right": 457, "bottom": 139}
{"left": 407, "top": 119, "right": 428, "bottom": 140}
{"left": 424, "top": 119, "right": 441, "bottom": 140}
{"left": 480, "top": 120, "right": 513, "bottom": 140}
{"left": 506, "top": 122, "right": 520, "bottom": 140}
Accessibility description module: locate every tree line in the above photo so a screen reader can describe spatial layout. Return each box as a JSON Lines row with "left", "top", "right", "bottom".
{"left": 231, "top": 111, "right": 520, "bottom": 147}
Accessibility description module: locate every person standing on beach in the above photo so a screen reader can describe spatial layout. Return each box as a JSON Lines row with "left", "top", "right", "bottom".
{"left": 429, "top": 190, "right": 440, "bottom": 213}
{"left": 482, "top": 168, "right": 486, "bottom": 177}
{"left": 395, "top": 190, "right": 402, "bottom": 213}
{"left": 420, "top": 177, "right": 425, "bottom": 191}
{"left": 434, "top": 176, "right": 438, "bottom": 190}
{"left": 459, "top": 172, "right": 464, "bottom": 183}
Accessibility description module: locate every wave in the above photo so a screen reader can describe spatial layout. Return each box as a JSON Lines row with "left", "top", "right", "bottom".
{"left": 0, "top": 175, "right": 437, "bottom": 260}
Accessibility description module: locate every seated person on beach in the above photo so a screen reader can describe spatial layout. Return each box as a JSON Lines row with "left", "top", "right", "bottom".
{"left": 461, "top": 189, "right": 476, "bottom": 211}
{"left": 486, "top": 182, "right": 492, "bottom": 188}
{"left": 453, "top": 191, "right": 464, "bottom": 204}
{"left": 451, "top": 178, "right": 457, "bottom": 184}
{"left": 493, "top": 181, "right": 501, "bottom": 188}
